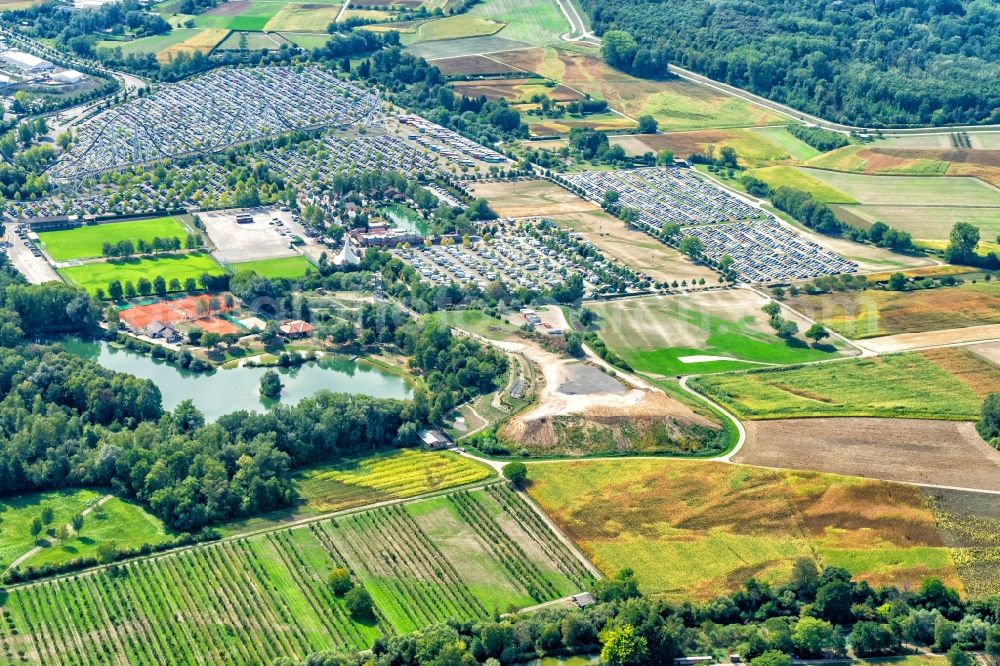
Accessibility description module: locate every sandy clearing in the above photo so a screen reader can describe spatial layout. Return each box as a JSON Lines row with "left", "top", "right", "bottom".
{"left": 738, "top": 418, "right": 1000, "bottom": 492}
{"left": 857, "top": 323, "right": 1000, "bottom": 353}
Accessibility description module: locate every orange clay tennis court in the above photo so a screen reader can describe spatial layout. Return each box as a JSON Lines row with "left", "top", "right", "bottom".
{"left": 119, "top": 295, "right": 234, "bottom": 330}
{"left": 194, "top": 317, "right": 242, "bottom": 334}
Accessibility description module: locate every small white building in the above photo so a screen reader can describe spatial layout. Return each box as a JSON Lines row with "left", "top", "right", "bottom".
{"left": 1, "top": 50, "right": 53, "bottom": 74}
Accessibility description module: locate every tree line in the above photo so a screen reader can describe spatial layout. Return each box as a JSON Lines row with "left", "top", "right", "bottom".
{"left": 581, "top": 0, "right": 1000, "bottom": 127}
{"left": 275, "top": 564, "right": 1000, "bottom": 666}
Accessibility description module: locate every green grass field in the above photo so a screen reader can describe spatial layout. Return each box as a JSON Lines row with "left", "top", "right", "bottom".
{"left": 20, "top": 497, "right": 173, "bottom": 571}
{"left": 230, "top": 255, "right": 314, "bottom": 279}
{"left": 96, "top": 29, "right": 198, "bottom": 55}
{"left": 0, "top": 488, "right": 102, "bottom": 571}
{"left": 429, "top": 309, "right": 518, "bottom": 340}
{"left": 527, "top": 458, "right": 961, "bottom": 600}
{"left": 802, "top": 169, "right": 1000, "bottom": 206}
{"left": 749, "top": 166, "right": 858, "bottom": 203}
{"left": 0, "top": 486, "right": 591, "bottom": 663}
{"left": 194, "top": 1, "right": 283, "bottom": 30}
{"left": 467, "top": 0, "right": 567, "bottom": 46}
{"left": 38, "top": 217, "right": 190, "bottom": 262}
{"left": 690, "top": 351, "right": 991, "bottom": 420}
{"left": 409, "top": 14, "right": 505, "bottom": 42}
{"left": 279, "top": 32, "right": 334, "bottom": 48}
{"left": 588, "top": 293, "right": 849, "bottom": 376}
{"left": 749, "top": 126, "right": 821, "bottom": 161}
{"left": 59, "top": 252, "right": 224, "bottom": 297}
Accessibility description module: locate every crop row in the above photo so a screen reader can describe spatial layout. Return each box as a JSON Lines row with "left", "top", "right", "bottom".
{"left": 486, "top": 484, "right": 595, "bottom": 586}
{"left": 448, "top": 491, "right": 561, "bottom": 603}
{"left": 1, "top": 533, "right": 372, "bottom": 665}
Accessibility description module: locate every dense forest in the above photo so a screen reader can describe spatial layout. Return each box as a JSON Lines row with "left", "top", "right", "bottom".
{"left": 278, "top": 565, "right": 1000, "bottom": 666}
{"left": 583, "top": 0, "right": 1000, "bottom": 127}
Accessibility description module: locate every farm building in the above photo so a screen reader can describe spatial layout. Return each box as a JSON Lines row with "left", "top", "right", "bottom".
{"left": 418, "top": 429, "right": 452, "bottom": 450}
{"left": 1, "top": 50, "right": 53, "bottom": 74}
{"left": 279, "top": 319, "right": 313, "bottom": 338}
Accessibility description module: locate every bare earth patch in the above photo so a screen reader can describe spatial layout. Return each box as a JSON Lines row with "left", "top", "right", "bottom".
{"left": 738, "top": 418, "right": 1000, "bottom": 492}
{"left": 469, "top": 179, "right": 597, "bottom": 217}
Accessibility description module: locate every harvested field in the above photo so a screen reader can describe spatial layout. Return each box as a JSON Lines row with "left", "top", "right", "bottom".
{"left": 528, "top": 459, "right": 963, "bottom": 599}
{"left": 157, "top": 27, "right": 229, "bottom": 62}
{"left": 451, "top": 78, "right": 580, "bottom": 102}
{"left": 469, "top": 178, "right": 597, "bottom": 217}
{"left": 549, "top": 210, "right": 718, "bottom": 283}
{"left": 691, "top": 350, "right": 997, "bottom": 421}
{"left": 859, "top": 324, "right": 1000, "bottom": 353}
{"left": 749, "top": 166, "right": 857, "bottom": 203}
{"left": 119, "top": 294, "right": 235, "bottom": 330}
{"left": 785, "top": 281, "right": 1000, "bottom": 338}
{"left": 432, "top": 54, "right": 520, "bottom": 75}
{"left": 801, "top": 169, "right": 1000, "bottom": 206}
{"left": 407, "top": 35, "right": 530, "bottom": 59}
{"left": 528, "top": 113, "right": 636, "bottom": 134}
{"left": 830, "top": 203, "right": 1000, "bottom": 241}
{"left": 737, "top": 418, "right": 1000, "bottom": 492}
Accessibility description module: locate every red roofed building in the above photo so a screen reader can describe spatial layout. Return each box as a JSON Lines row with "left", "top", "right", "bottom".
{"left": 279, "top": 320, "right": 314, "bottom": 338}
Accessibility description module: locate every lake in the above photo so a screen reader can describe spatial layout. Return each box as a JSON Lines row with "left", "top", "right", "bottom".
{"left": 61, "top": 339, "right": 413, "bottom": 421}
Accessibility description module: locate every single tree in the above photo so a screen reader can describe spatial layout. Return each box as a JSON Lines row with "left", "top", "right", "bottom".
{"left": 600, "top": 624, "right": 648, "bottom": 666}
{"left": 328, "top": 567, "right": 354, "bottom": 596}
{"left": 260, "top": 369, "right": 282, "bottom": 398}
{"left": 503, "top": 462, "right": 528, "bottom": 488}
{"left": 71, "top": 513, "right": 84, "bottom": 535}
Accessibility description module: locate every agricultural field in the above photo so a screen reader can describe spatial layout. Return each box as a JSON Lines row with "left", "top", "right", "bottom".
{"left": 156, "top": 28, "right": 230, "bottom": 62}
{"left": 927, "top": 488, "right": 1000, "bottom": 598}
{"left": 785, "top": 281, "right": 1000, "bottom": 338}
{"left": 264, "top": 4, "right": 344, "bottom": 32}
{"left": 220, "top": 449, "right": 494, "bottom": 534}
{"left": 451, "top": 78, "right": 581, "bottom": 103}
{"left": 194, "top": 0, "right": 285, "bottom": 30}
{"left": 216, "top": 30, "right": 291, "bottom": 50}
{"left": 296, "top": 449, "right": 495, "bottom": 513}
{"left": 230, "top": 255, "right": 314, "bottom": 279}
{"left": 37, "top": 217, "right": 191, "bottom": 262}
{"left": 58, "top": 252, "right": 225, "bottom": 297}
{"left": 279, "top": 32, "right": 334, "bottom": 48}
{"left": 690, "top": 349, "right": 999, "bottom": 420}
{"left": 549, "top": 210, "right": 719, "bottom": 283}
{"left": 806, "top": 144, "right": 951, "bottom": 175}
{"left": 748, "top": 166, "right": 857, "bottom": 203}
{"left": 587, "top": 291, "right": 850, "bottom": 376}
{"left": 95, "top": 29, "right": 201, "bottom": 56}
{"left": 527, "top": 458, "right": 965, "bottom": 599}
{"left": 621, "top": 128, "right": 811, "bottom": 166}
{"left": 490, "top": 49, "right": 786, "bottom": 132}
{"left": 737, "top": 418, "right": 1000, "bottom": 494}
{"left": 0, "top": 486, "right": 593, "bottom": 664}
{"left": 465, "top": 0, "right": 569, "bottom": 47}
{"left": 406, "top": 15, "right": 505, "bottom": 42}
{"left": 526, "top": 112, "right": 637, "bottom": 135}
